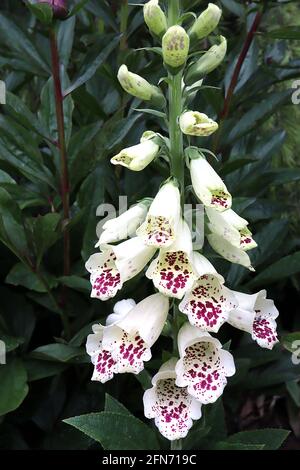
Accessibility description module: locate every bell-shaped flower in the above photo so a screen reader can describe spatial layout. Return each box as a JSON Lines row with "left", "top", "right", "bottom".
{"left": 146, "top": 220, "right": 198, "bottom": 298}
{"left": 96, "top": 201, "right": 149, "bottom": 246}
{"left": 143, "top": 358, "right": 202, "bottom": 441}
{"left": 180, "top": 111, "right": 218, "bottom": 137}
{"left": 185, "top": 36, "right": 227, "bottom": 84}
{"left": 117, "top": 65, "right": 165, "bottom": 106}
{"left": 86, "top": 294, "right": 169, "bottom": 382}
{"left": 206, "top": 207, "right": 257, "bottom": 251}
{"left": 189, "top": 3, "right": 222, "bottom": 41}
{"left": 175, "top": 323, "right": 235, "bottom": 404}
{"left": 207, "top": 233, "right": 254, "bottom": 270}
{"left": 190, "top": 155, "right": 232, "bottom": 211}
{"left": 136, "top": 180, "right": 181, "bottom": 248}
{"left": 179, "top": 252, "right": 237, "bottom": 332}
{"left": 162, "top": 26, "right": 190, "bottom": 69}
{"left": 85, "top": 237, "right": 156, "bottom": 301}
{"left": 143, "top": 0, "right": 167, "bottom": 38}
{"left": 111, "top": 131, "right": 160, "bottom": 171}
{"left": 227, "top": 290, "right": 279, "bottom": 349}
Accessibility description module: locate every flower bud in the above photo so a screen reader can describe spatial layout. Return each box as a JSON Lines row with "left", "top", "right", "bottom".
{"left": 179, "top": 111, "right": 218, "bottom": 136}
{"left": 143, "top": 0, "right": 167, "bottom": 38}
{"left": 117, "top": 65, "right": 165, "bottom": 106}
{"left": 37, "top": 0, "right": 68, "bottom": 19}
{"left": 185, "top": 36, "right": 227, "bottom": 84}
{"left": 162, "top": 26, "right": 190, "bottom": 69}
{"left": 189, "top": 3, "right": 222, "bottom": 41}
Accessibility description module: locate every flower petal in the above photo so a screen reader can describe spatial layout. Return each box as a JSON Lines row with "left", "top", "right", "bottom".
{"left": 207, "top": 233, "right": 254, "bottom": 270}
{"left": 85, "top": 252, "right": 122, "bottom": 300}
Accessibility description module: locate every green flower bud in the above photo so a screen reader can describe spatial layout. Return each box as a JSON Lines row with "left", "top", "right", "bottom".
{"left": 189, "top": 3, "right": 222, "bottom": 41}
{"left": 185, "top": 36, "right": 227, "bottom": 84}
{"left": 143, "top": 0, "right": 167, "bottom": 37}
{"left": 162, "top": 26, "right": 190, "bottom": 69}
{"left": 179, "top": 111, "right": 218, "bottom": 136}
{"left": 117, "top": 65, "right": 165, "bottom": 107}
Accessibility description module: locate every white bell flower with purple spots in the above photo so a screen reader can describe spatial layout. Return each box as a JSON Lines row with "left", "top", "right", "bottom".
{"left": 190, "top": 155, "right": 232, "bottom": 211}
{"left": 175, "top": 323, "right": 235, "bottom": 404}
{"left": 206, "top": 207, "right": 257, "bottom": 251}
{"left": 179, "top": 252, "right": 237, "bottom": 332}
{"left": 85, "top": 238, "right": 156, "bottom": 301}
{"left": 143, "top": 358, "right": 202, "bottom": 441}
{"left": 86, "top": 294, "right": 169, "bottom": 383}
{"left": 227, "top": 289, "right": 279, "bottom": 349}
{"left": 136, "top": 180, "right": 181, "bottom": 248}
{"left": 207, "top": 233, "right": 255, "bottom": 271}
{"left": 96, "top": 201, "right": 149, "bottom": 246}
{"left": 145, "top": 220, "right": 198, "bottom": 298}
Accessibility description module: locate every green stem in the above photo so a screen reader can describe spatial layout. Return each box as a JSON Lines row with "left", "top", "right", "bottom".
{"left": 171, "top": 439, "right": 182, "bottom": 450}
{"left": 120, "top": 0, "right": 129, "bottom": 51}
{"left": 168, "top": 0, "right": 184, "bottom": 193}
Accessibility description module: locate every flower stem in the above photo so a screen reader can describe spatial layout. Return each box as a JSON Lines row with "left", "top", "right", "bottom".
{"left": 168, "top": 1, "right": 184, "bottom": 193}
{"left": 171, "top": 439, "right": 182, "bottom": 450}
{"left": 120, "top": 0, "right": 129, "bottom": 51}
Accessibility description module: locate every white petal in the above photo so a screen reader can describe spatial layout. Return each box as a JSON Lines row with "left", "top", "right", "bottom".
{"left": 192, "top": 251, "right": 224, "bottom": 283}
{"left": 113, "top": 237, "right": 156, "bottom": 281}
{"left": 106, "top": 298, "right": 136, "bottom": 325}
{"left": 86, "top": 329, "right": 104, "bottom": 358}
{"left": 176, "top": 322, "right": 220, "bottom": 357}
{"left": 111, "top": 140, "right": 159, "bottom": 171}
{"left": 207, "top": 233, "right": 254, "bottom": 270}
{"left": 85, "top": 251, "right": 122, "bottom": 300}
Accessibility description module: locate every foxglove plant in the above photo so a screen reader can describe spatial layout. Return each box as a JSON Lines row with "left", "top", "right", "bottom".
{"left": 85, "top": 0, "right": 279, "bottom": 447}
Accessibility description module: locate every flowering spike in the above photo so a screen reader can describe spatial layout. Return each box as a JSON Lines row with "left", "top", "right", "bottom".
{"left": 143, "top": 0, "right": 167, "bottom": 38}
{"left": 185, "top": 36, "right": 227, "bottom": 84}
{"left": 189, "top": 3, "right": 222, "bottom": 41}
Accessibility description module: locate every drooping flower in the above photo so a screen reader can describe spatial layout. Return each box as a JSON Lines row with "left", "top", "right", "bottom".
{"left": 179, "top": 111, "right": 218, "bottom": 137}
{"left": 162, "top": 26, "right": 190, "bottom": 69}
{"left": 189, "top": 3, "right": 222, "bottom": 41}
{"left": 179, "top": 252, "right": 237, "bottom": 332}
{"left": 86, "top": 238, "right": 156, "bottom": 301}
{"left": 117, "top": 65, "right": 164, "bottom": 106}
{"left": 111, "top": 131, "right": 160, "bottom": 171}
{"left": 136, "top": 180, "right": 181, "bottom": 248}
{"left": 190, "top": 155, "right": 232, "bottom": 211}
{"left": 96, "top": 201, "right": 150, "bottom": 246}
{"left": 143, "top": 358, "right": 202, "bottom": 440}
{"left": 143, "top": 0, "right": 167, "bottom": 38}
{"left": 86, "top": 294, "right": 169, "bottom": 382}
{"left": 175, "top": 323, "right": 235, "bottom": 404}
{"left": 206, "top": 207, "right": 257, "bottom": 251}
{"left": 146, "top": 220, "right": 198, "bottom": 298}
{"left": 207, "top": 233, "right": 254, "bottom": 270}
{"left": 185, "top": 35, "right": 227, "bottom": 84}
{"left": 227, "top": 290, "right": 279, "bottom": 349}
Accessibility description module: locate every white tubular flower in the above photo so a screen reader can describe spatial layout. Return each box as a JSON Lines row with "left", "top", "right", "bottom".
{"left": 189, "top": 3, "right": 222, "bottom": 41}
{"left": 111, "top": 131, "right": 159, "bottom": 171}
{"left": 190, "top": 155, "right": 232, "bottom": 211}
{"left": 162, "top": 26, "right": 190, "bottom": 68}
{"left": 206, "top": 207, "right": 257, "bottom": 251}
{"left": 96, "top": 201, "right": 149, "bottom": 246}
{"left": 136, "top": 180, "right": 181, "bottom": 248}
{"left": 143, "top": 0, "right": 167, "bottom": 37}
{"left": 179, "top": 252, "right": 237, "bottom": 332}
{"left": 117, "top": 65, "right": 164, "bottom": 105}
{"left": 85, "top": 238, "right": 156, "bottom": 301}
{"left": 143, "top": 358, "right": 202, "bottom": 441}
{"left": 227, "top": 290, "right": 279, "bottom": 349}
{"left": 146, "top": 220, "right": 198, "bottom": 298}
{"left": 179, "top": 111, "right": 218, "bottom": 137}
{"left": 175, "top": 323, "right": 235, "bottom": 404}
{"left": 207, "top": 233, "right": 254, "bottom": 271}
{"left": 86, "top": 294, "right": 169, "bottom": 382}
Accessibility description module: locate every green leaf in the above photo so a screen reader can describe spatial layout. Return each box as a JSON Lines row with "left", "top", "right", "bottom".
{"left": 225, "top": 429, "right": 290, "bottom": 450}
{"left": 25, "top": 359, "right": 67, "bottom": 382}
{"left": 220, "top": 158, "right": 257, "bottom": 176}
{"left": 266, "top": 27, "right": 300, "bottom": 40}
{"left": 26, "top": 2, "right": 53, "bottom": 24}
{"left": 29, "top": 343, "right": 86, "bottom": 363}
{"left": 0, "top": 333, "right": 24, "bottom": 352}
{"left": 58, "top": 275, "right": 90, "bottom": 293}
{"left": 247, "top": 251, "right": 300, "bottom": 288}
{"left": 0, "top": 359, "right": 29, "bottom": 416}
{"left": 6, "top": 263, "right": 57, "bottom": 293}
{"left": 68, "top": 0, "right": 90, "bottom": 17}
{"left": 214, "top": 441, "right": 264, "bottom": 450}
{"left": 64, "top": 411, "right": 160, "bottom": 450}
{"left": 64, "top": 35, "right": 120, "bottom": 96}
{"left": 0, "top": 188, "right": 29, "bottom": 257}
{"left": 32, "top": 213, "right": 61, "bottom": 267}
{"left": 286, "top": 380, "right": 300, "bottom": 407}
{"left": 133, "top": 108, "right": 167, "bottom": 119}
{"left": 104, "top": 394, "right": 133, "bottom": 415}
{"left": 57, "top": 16, "right": 76, "bottom": 67}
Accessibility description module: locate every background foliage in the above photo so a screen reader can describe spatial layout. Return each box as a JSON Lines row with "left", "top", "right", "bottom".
{"left": 0, "top": 0, "right": 300, "bottom": 450}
